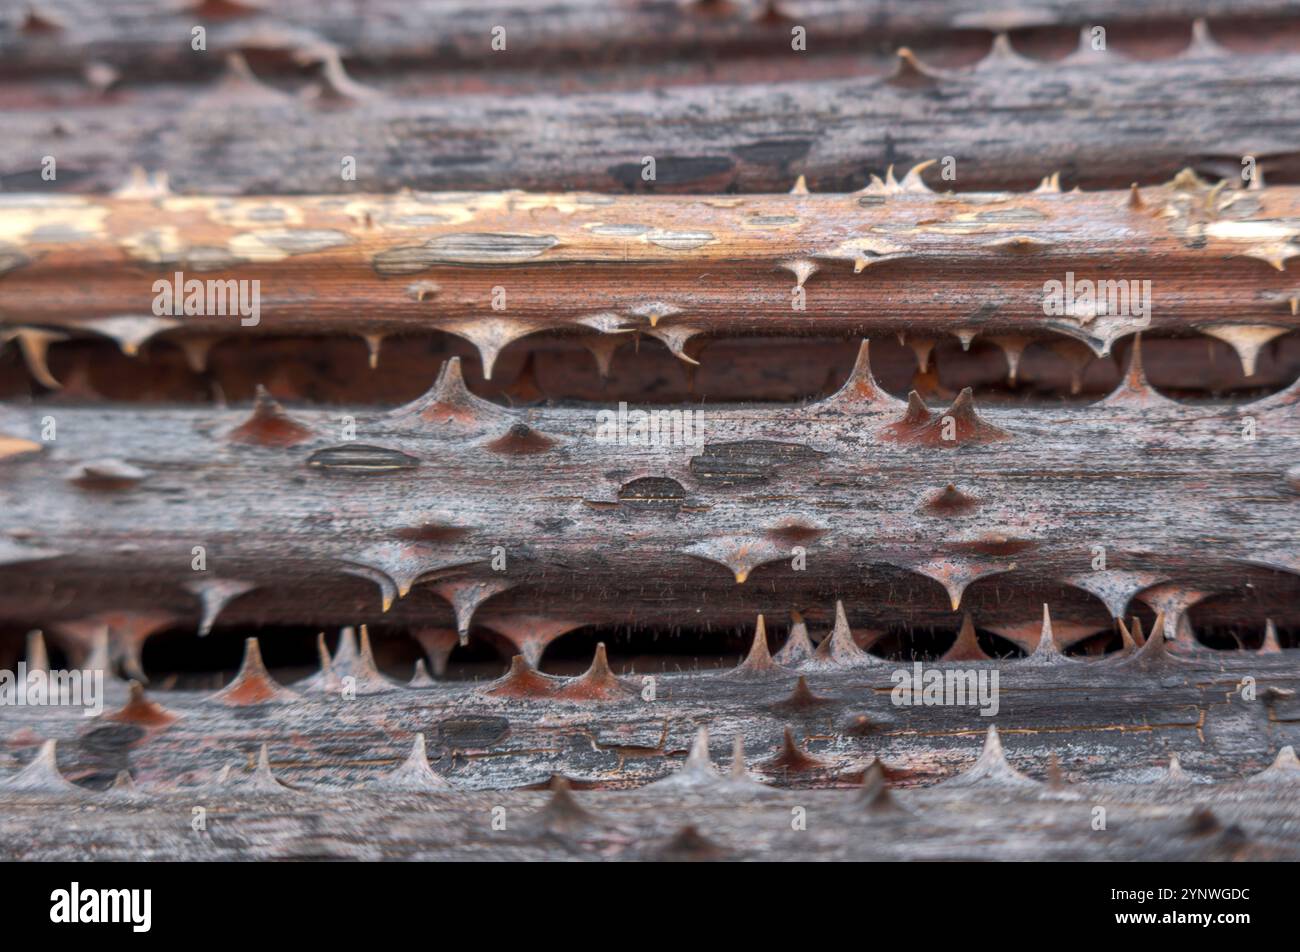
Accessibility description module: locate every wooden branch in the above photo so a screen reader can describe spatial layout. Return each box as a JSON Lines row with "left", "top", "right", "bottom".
{"left": 2, "top": 178, "right": 1299, "bottom": 380}
{"left": 0, "top": 632, "right": 1297, "bottom": 858}
{"left": 5, "top": 1, "right": 1296, "bottom": 79}
{"left": 1, "top": 343, "right": 1296, "bottom": 646}
{"left": 4, "top": 32, "right": 1300, "bottom": 193}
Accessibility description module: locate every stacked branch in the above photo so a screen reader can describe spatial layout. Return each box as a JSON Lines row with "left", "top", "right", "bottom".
{"left": 3, "top": 23, "right": 1300, "bottom": 192}
{"left": 2, "top": 176, "right": 1300, "bottom": 384}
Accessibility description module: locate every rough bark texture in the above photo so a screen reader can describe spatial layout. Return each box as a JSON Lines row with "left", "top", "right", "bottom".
{"left": 4, "top": 27, "right": 1300, "bottom": 194}
{"left": 1, "top": 637, "right": 1298, "bottom": 859}
{"left": 3, "top": 2, "right": 1299, "bottom": 864}
{"left": 2, "top": 179, "right": 1299, "bottom": 369}
{"left": 0, "top": 346, "right": 1296, "bottom": 646}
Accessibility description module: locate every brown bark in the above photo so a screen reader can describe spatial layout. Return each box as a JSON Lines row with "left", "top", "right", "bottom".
{"left": 2, "top": 178, "right": 1299, "bottom": 377}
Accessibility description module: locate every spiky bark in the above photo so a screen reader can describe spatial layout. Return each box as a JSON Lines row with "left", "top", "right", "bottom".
{"left": 3, "top": 27, "right": 1300, "bottom": 193}
{"left": 2, "top": 177, "right": 1299, "bottom": 381}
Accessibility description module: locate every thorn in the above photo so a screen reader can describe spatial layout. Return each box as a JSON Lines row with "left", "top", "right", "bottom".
{"left": 227, "top": 385, "right": 314, "bottom": 446}
{"left": 1200, "top": 324, "right": 1287, "bottom": 378}
{"left": 1165, "top": 753, "right": 1191, "bottom": 784}
{"left": 481, "top": 655, "right": 562, "bottom": 699}
{"left": 1, "top": 739, "right": 80, "bottom": 794}
{"left": 1260, "top": 619, "right": 1281, "bottom": 654}
{"left": 212, "top": 638, "right": 299, "bottom": 705}
{"left": 885, "top": 387, "right": 1009, "bottom": 446}
{"left": 887, "top": 48, "right": 945, "bottom": 88}
{"left": 340, "top": 563, "right": 398, "bottom": 613}
{"left": 583, "top": 335, "right": 624, "bottom": 380}
{"left": 241, "top": 743, "right": 293, "bottom": 793}
{"left": 908, "top": 337, "right": 935, "bottom": 372}
{"left": 988, "top": 335, "right": 1027, "bottom": 384}
{"left": 302, "top": 48, "right": 382, "bottom": 105}
{"left": 912, "top": 556, "right": 1014, "bottom": 612}
{"left": 1119, "top": 611, "right": 1172, "bottom": 667}
{"left": 979, "top": 33, "right": 1035, "bottom": 70}
{"left": 647, "top": 326, "right": 703, "bottom": 366}
{"left": 773, "top": 611, "right": 815, "bottom": 666}
{"left": 104, "top": 681, "right": 178, "bottom": 728}
{"left": 1184, "top": 18, "right": 1227, "bottom": 57}
{"left": 922, "top": 483, "right": 980, "bottom": 516}
{"left": 1, "top": 327, "right": 67, "bottom": 390}
{"left": 941, "top": 614, "right": 991, "bottom": 661}
{"left": 789, "top": 175, "right": 809, "bottom": 195}
{"left": 346, "top": 624, "right": 398, "bottom": 693}
{"left": 772, "top": 675, "right": 830, "bottom": 711}
{"left": 393, "top": 357, "right": 512, "bottom": 429}
{"left": 77, "top": 315, "right": 181, "bottom": 358}
{"left": 810, "top": 600, "right": 873, "bottom": 667}
{"left": 433, "top": 576, "right": 514, "bottom": 645}
{"left": 409, "top": 658, "right": 436, "bottom": 687}
{"left": 885, "top": 390, "right": 933, "bottom": 439}
{"left": 824, "top": 339, "right": 899, "bottom": 408}
{"left": 940, "top": 725, "right": 1039, "bottom": 788}
{"left": 361, "top": 333, "right": 384, "bottom": 369}
{"left": 1168, "top": 167, "right": 1207, "bottom": 191}
{"left": 1064, "top": 569, "right": 1168, "bottom": 624}
{"left": 25, "top": 629, "right": 48, "bottom": 673}
{"left": 726, "top": 615, "right": 786, "bottom": 680}
{"left": 1103, "top": 334, "right": 1169, "bottom": 406}
{"left": 113, "top": 167, "right": 172, "bottom": 200}
{"left": 484, "top": 422, "right": 559, "bottom": 455}
{"left": 856, "top": 760, "right": 906, "bottom": 814}
{"left": 383, "top": 734, "right": 450, "bottom": 790}
{"left": 899, "top": 159, "right": 938, "bottom": 193}
{"left": 442, "top": 318, "right": 547, "bottom": 381}
{"left": 298, "top": 632, "right": 342, "bottom": 692}
{"left": 649, "top": 726, "right": 721, "bottom": 790}
{"left": 1046, "top": 753, "right": 1066, "bottom": 789}
{"left": 556, "top": 643, "right": 635, "bottom": 701}
{"left": 210, "top": 52, "right": 288, "bottom": 103}
{"left": 1024, "top": 603, "right": 1064, "bottom": 663}
{"left": 1127, "top": 183, "right": 1145, "bottom": 210}
{"left": 478, "top": 615, "right": 582, "bottom": 667}
{"left": 108, "top": 770, "right": 141, "bottom": 797}
{"left": 411, "top": 628, "right": 458, "bottom": 676}
{"left": 779, "top": 257, "right": 818, "bottom": 288}
{"left": 1032, "top": 172, "right": 1062, "bottom": 194}
{"left": 684, "top": 535, "right": 785, "bottom": 585}
{"left": 763, "top": 727, "right": 829, "bottom": 774}
{"left": 532, "top": 775, "right": 603, "bottom": 833}
{"left": 184, "top": 577, "right": 257, "bottom": 637}
{"left": 175, "top": 336, "right": 216, "bottom": 374}
{"left": 1247, "top": 746, "right": 1300, "bottom": 784}
{"left": 343, "top": 544, "right": 480, "bottom": 603}
{"left": 1117, "top": 617, "right": 1138, "bottom": 653}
